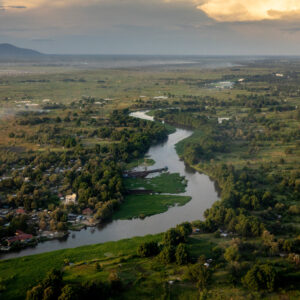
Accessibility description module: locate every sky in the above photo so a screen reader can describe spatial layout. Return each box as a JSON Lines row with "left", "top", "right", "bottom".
{"left": 1, "top": 0, "right": 300, "bottom": 55}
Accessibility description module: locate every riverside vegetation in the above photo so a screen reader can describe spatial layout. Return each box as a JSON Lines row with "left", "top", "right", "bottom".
{"left": 0, "top": 58, "right": 300, "bottom": 299}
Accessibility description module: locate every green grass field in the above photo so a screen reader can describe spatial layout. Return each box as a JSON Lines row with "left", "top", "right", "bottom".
{"left": 124, "top": 172, "right": 187, "bottom": 194}
{"left": 125, "top": 158, "right": 155, "bottom": 170}
{"left": 0, "top": 234, "right": 162, "bottom": 300}
{"left": 113, "top": 194, "right": 191, "bottom": 220}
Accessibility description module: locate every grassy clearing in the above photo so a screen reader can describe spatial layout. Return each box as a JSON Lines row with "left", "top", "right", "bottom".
{"left": 0, "top": 234, "right": 162, "bottom": 300}
{"left": 164, "top": 122, "right": 176, "bottom": 134}
{"left": 125, "top": 157, "right": 155, "bottom": 170}
{"left": 175, "top": 129, "right": 205, "bottom": 156}
{"left": 113, "top": 194, "right": 191, "bottom": 220}
{"left": 124, "top": 172, "right": 187, "bottom": 194}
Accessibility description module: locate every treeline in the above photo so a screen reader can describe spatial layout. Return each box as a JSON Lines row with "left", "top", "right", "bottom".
{"left": 153, "top": 110, "right": 209, "bottom": 128}
{"left": 26, "top": 268, "right": 124, "bottom": 300}
{"left": 192, "top": 163, "right": 300, "bottom": 236}
{"left": 183, "top": 130, "right": 228, "bottom": 163}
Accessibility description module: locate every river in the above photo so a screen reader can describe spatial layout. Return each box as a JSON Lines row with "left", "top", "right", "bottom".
{"left": 1, "top": 111, "right": 219, "bottom": 260}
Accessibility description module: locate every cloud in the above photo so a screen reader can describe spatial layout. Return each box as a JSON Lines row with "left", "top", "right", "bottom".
{"left": 0, "top": 4, "right": 26, "bottom": 10}
{"left": 196, "top": 0, "right": 300, "bottom": 22}
{"left": 0, "top": 0, "right": 99, "bottom": 10}
{"left": 281, "top": 26, "right": 300, "bottom": 33}
{"left": 2, "top": 0, "right": 300, "bottom": 23}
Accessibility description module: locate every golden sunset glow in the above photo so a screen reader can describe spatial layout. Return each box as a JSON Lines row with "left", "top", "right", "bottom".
{"left": 197, "top": 0, "right": 300, "bottom": 22}
{"left": 1, "top": 0, "right": 45, "bottom": 9}
{"left": 4, "top": 0, "right": 300, "bottom": 22}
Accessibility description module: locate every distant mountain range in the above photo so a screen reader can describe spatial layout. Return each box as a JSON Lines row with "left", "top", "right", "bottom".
{"left": 0, "top": 43, "right": 44, "bottom": 59}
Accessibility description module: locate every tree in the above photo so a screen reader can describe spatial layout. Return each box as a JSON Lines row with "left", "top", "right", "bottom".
{"left": 163, "top": 228, "right": 179, "bottom": 246}
{"left": 137, "top": 241, "right": 159, "bottom": 257}
{"left": 49, "top": 219, "right": 57, "bottom": 231}
{"left": 262, "top": 230, "right": 274, "bottom": 246}
{"left": 283, "top": 240, "right": 293, "bottom": 252}
{"left": 224, "top": 244, "right": 240, "bottom": 263}
{"left": 57, "top": 222, "right": 67, "bottom": 231}
{"left": 42, "top": 269, "right": 63, "bottom": 299}
{"left": 26, "top": 284, "right": 43, "bottom": 300}
{"left": 187, "top": 263, "right": 212, "bottom": 295}
{"left": 43, "top": 286, "right": 55, "bottom": 300}
{"left": 211, "top": 246, "right": 224, "bottom": 260}
{"left": 58, "top": 285, "right": 78, "bottom": 300}
{"left": 242, "top": 264, "right": 277, "bottom": 292}
{"left": 159, "top": 245, "right": 175, "bottom": 264}
{"left": 175, "top": 243, "right": 189, "bottom": 265}
{"left": 176, "top": 222, "right": 192, "bottom": 242}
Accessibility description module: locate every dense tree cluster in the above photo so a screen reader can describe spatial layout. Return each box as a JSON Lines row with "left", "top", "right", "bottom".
{"left": 26, "top": 268, "right": 123, "bottom": 300}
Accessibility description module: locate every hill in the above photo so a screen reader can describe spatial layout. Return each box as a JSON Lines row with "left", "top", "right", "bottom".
{"left": 0, "top": 43, "right": 44, "bottom": 59}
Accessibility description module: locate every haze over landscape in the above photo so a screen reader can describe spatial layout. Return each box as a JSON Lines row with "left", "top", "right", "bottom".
{"left": 1, "top": 0, "right": 300, "bottom": 55}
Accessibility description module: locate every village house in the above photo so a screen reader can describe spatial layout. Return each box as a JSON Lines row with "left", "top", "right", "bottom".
{"left": 16, "top": 208, "right": 26, "bottom": 214}
{"left": 6, "top": 230, "right": 33, "bottom": 246}
{"left": 82, "top": 208, "right": 93, "bottom": 216}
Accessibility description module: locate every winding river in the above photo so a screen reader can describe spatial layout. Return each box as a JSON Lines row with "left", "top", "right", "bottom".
{"left": 1, "top": 111, "right": 219, "bottom": 260}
